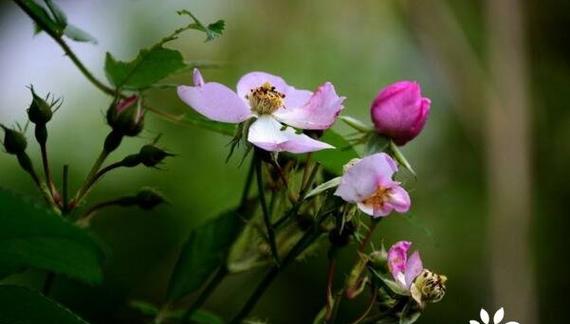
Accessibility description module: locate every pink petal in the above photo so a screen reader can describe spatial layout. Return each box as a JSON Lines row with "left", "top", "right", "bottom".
{"left": 334, "top": 153, "right": 398, "bottom": 203}
{"left": 236, "top": 72, "right": 313, "bottom": 108}
{"left": 192, "top": 68, "right": 204, "bottom": 86}
{"left": 247, "top": 116, "right": 333, "bottom": 154}
{"left": 387, "top": 241, "right": 412, "bottom": 282}
{"left": 385, "top": 185, "right": 411, "bottom": 213}
{"left": 177, "top": 83, "right": 252, "bottom": 123}
{"left": 274, "top": 82, "right": 345, "bottom": 130}
{"left": 404, "top": 251, "right": 423, "bottom": 288}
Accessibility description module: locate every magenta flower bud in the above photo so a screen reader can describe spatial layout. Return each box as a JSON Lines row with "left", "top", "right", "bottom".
{"left": 370, "top": 81, "right": 431, "bottom": 146}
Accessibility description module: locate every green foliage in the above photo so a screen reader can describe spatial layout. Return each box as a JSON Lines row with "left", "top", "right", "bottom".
{"left": 167, "top": 209, "right": 242, "bottom": 301}
{"left": 105, "top": 48, "right": 186, "bottom": 90}
{"left": 313, "top": 130, "right": 359, "bottom": 175}
{"left": 19, "top": 0, "right": 97, "bottom": 43}
{"left": 0, "top": 285, "right": 88, "bottom": 323}
{"left": 183, "top": 112, "right": 237, "bottom": 136}
{"left": 104, "top": 10, "right": 225, "bottom": 91}
{"left": 178, "top": 10, "right": 225, "bottom": 42}
{"left": 0, "top": 189, "right": 105, "bottom": 284}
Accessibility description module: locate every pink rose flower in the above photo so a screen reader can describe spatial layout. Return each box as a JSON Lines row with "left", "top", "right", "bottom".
{"left": 178, "top": 69, "right": 345, "bottom": 154}
{"left": 387, "top": 240, "right": 424, "bottom": 289}
{"left": 370, "top": 81, "right": 431, "bottom": 146}
{"left": 334, "top": 153, "right": 411, "bottom": 217}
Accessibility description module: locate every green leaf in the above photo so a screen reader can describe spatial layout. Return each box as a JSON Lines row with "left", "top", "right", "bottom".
{"left": 313, "top": 130, "right": 359, "bottom": 175}
{"left": 167, "top": 209, "right": 242, "bottom": 301}
{"left": 64, "top": 24, "right": 97, "bottom": 44}
{"left": 399, "top": 301, "right": 422, "bottom": 324}
{"left": 20, "top": 0, "right": 65, "bottom": 36}
{"left": 366, "top": 132, "right": 391, "bottom": 155}
{"left": 129, "top": 300, "right": 160, "bottom": 316}
{"left": 0, "top": 189, "right": 104, "bottom": 284}
{"left": 178, "top": 10, "right": 225, "bottom": 42}
{"left": 368, "top": 267, "right": 409, "bottom": 297}
{"left": 0, "top": 285, "right": 88, "bottom": 324}
{"left": 43, "top": 0, "right": 67, "bottom": 26}
{"left": 105, "top": 47, "right": 186, "bottom": 90}
{"left": 305, "top": 177, "right": 341, "bottom": 199}
{"left": 389, "top": 141, "right": 416, "bottom": 176}
{"left": 129, "top": 300, "right": 224, "bottom": 324}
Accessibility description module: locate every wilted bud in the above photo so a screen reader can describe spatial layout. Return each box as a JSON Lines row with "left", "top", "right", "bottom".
{"left": 106, "top": 96, "right": 145, "bottom": 137}
{"left": 134, "top": 188, "right": 166, "bottom": 210}
{"left": 1, "top": 126, "right": 27, "bottom": 155}
{"left": 27, "top": 87, "right": 55, "bottom": 125}
{"left": 410, "top": 269, "right": 447, "bottom": 306}
{"left": 370, "top": 81, "right": 431, "bottom": 146}
{"left": 138, "top": 144, "right": 173, "bottom": 167}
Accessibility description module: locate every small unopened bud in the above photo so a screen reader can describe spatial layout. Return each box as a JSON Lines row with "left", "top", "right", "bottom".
{"left": 135, "top": 188, "right": 166, "bottom": 210}
{"left": 369, "top": 248, "right": 388, "bottom": 271}
{"left": 106, "top": 96, "right": 145, "bottom": 137}
{"left": 27, "top": 88, "right": 54, "bottom": 125}
{"left": 138, "top": 145, "right": 173, "bottom": 167}
{"left": 1, "top": 126, "right": 27, "bottom": 155}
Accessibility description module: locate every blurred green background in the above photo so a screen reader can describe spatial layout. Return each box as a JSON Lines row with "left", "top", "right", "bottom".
{"left": 0, "top": 0, "right": 568, "bottom": 323}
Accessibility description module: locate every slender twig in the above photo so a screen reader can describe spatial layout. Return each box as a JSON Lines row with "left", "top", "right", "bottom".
{"left": 40, "top": 141, "right": 59, "bottom": 203}
{"left": 324, "top": 252, "right": 337, "bottom": 320}
{"left": 300, "top": 153, "right": 313, "bottom": 189}
{"left": 13, "top": 0, "right": 116, "bottom": 96}
{"left": 358, "top": 219, "right": 380, "bottom": 253}
{"left": 239, "top": 156, "right": 256, "bottom": 209}
{"left": 75, "top": 198, "right": 123, "bottom": 227}
{"left": 230, "top": 207, "right": 335, "bottom": 323}
{"left": 256, "top": 157, "right": 280, "bottom": 265}
{"left": 179, "top": 266, "right": 228, "bottom": 323}
{"left": 71, "top": 149, "right": 110, "bottom": 208}
{"left": 350, "top": 288, "right": 377, "bottom": 324}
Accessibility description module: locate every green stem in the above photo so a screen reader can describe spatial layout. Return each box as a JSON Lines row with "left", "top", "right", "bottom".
{"left": 179, "top": 266, "right": 228, "bottom": 323}
{"left": 358, "top": 219, "right": 380, "bottom": 253}
{"left": 13, "top": 0, "right": 116, "bottom": 96}
{"left": 239, "top": 156, "right": 256, "bottom": 210}
{"left": 71, "top": 149, "right": 110, "bottom": 208}
{"left": 230, "top": 207, "right": 334, "bottom": 323}
{"left": 256, "top": 157, "right": 280, "bottom": 265}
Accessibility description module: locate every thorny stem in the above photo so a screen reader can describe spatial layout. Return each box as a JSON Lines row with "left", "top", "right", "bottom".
{"left": 256, "top": 157, "right": 280, "bottom": 265}
{"left": 13, "top": 0, "right": 117, "bottom": 97}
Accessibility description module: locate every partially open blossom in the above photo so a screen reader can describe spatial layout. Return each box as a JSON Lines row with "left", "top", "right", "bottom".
{"left": 388, "top": 241, "right": 447, "bottom": 307}
{"left": 106, "top": 95, "right": 145, "bottom": 137}
{"left": 370, "top": 81, "right": 430, "bottom": 146}
{"left": 387, "top": 241, "right": 423, "bottom": 289}
{"left": 334, "top": 153, "right": 411, "bottom": 217}
{"left": 177, "top": 69, "right": 345, "bottom": 154}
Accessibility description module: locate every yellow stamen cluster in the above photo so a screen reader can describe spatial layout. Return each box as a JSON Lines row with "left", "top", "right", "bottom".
{"left": 246, "top": 82, "right": 285, "bottom": 115}
{"left": 411, "top": 269, "right": 447, "bottom": 305}
{"left": 362, "top": 186, "right": 391, "bottom": 210}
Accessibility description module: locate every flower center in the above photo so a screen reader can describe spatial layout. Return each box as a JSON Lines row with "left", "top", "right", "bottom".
{"left": 362, "top": 186, "right": 391, "bottom": 210}
{"left": 246, "top": 82, "right": 285, "bottom": 115}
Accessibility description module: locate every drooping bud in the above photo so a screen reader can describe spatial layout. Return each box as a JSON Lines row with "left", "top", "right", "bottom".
{"left": 410, "top": 269, "right": 447, "bottom": 306}
{"left": 370, "top": 81, "right": 431, "bottom": 146}
{"left": 106, "top": 96, "right": 145, "bottom": 137}
{"left": 1, "top": 126, "right": 27, "bottom": 155}
{"left": 138, "top": 144, "right": 173, "bottom": 167}
{"left": 27, "top": 87, "right": 55, "bottom": 125}
{"left": 134, "top": 188, "right": 166, "bottom": 210}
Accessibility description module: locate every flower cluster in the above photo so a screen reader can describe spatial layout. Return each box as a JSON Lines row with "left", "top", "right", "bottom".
{"left": 178, "top": 71, "right": 445, "bottom": 323}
